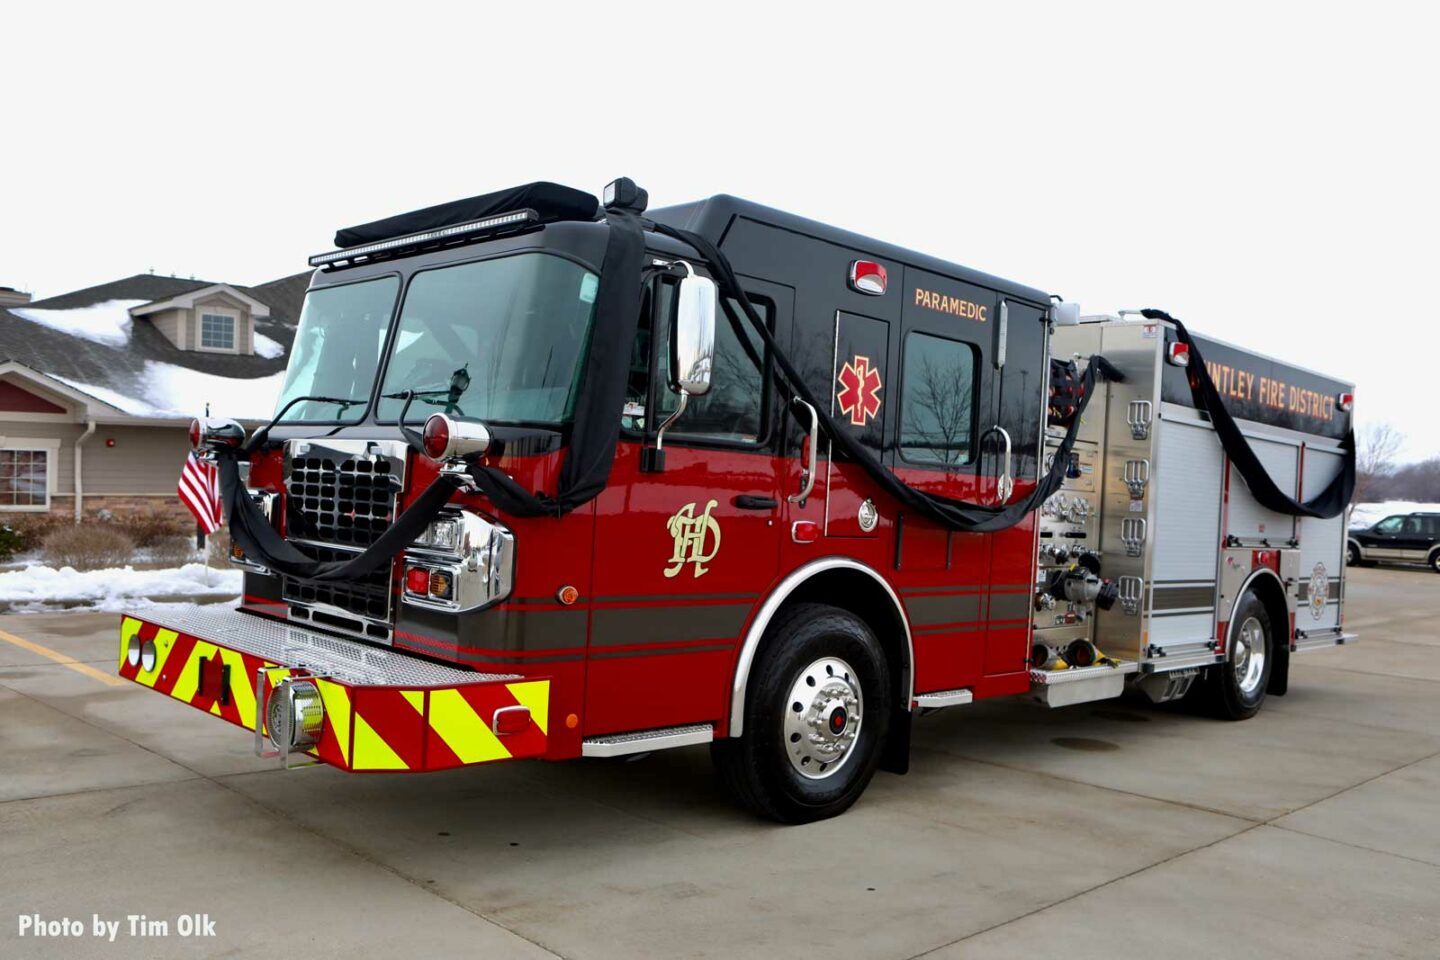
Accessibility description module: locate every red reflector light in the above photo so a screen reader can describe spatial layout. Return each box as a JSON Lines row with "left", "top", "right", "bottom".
{"left": 1166, "top": 342, "right": 1190, "bottom": 367}
{"left": 422, "top": 414, "right": 451, "bottom": 460}
{"left": 791, "top": 520, "right": 821, "bottom": 544}
{"left": 1338, "top": 392, "right": 1353, "bottom": 412}
{"left": 849, "top": 260, "right": 888, "bottom": 296}
{"left": 492, "top": 705, "right": 531, "bottom": 736}
{"left": 188, "top": 418, "right": 202, "bottom": 449}
{"left": 404, "top": 566, "right": 430, "bottom": 595}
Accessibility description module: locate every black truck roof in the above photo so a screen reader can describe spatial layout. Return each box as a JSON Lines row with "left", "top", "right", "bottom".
{"left": 648, "top": 194, "right": 1053, "bottom": 306}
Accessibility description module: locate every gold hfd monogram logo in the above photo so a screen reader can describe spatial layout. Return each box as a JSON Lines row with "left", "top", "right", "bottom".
{"left": 665, "top": 500, "right": 722, "bottom": 578}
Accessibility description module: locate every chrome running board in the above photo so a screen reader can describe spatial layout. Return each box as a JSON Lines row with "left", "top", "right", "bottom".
{"left": 581, "top": 723, "right": 713, "bottom": 757}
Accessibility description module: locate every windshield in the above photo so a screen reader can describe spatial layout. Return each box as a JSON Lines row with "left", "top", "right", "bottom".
{"left": 275, "top": 276, "right": 400, "bottom": 421}
{"left": 376, "top": 253, "right": 598, "bottom": 424}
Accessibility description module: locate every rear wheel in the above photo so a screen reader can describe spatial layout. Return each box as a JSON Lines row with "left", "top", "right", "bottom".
{"left": 1429, "top": 549, "right": 1440, "bottom": 574}
{"left": 1346, "top": 542, "right": 1361, "bottom": 566}
{"left": 1203, "top": 591, "right": 1273, "bottom": 720}
{"left": 711, "top": 602, "right": 891, "bottom": 823}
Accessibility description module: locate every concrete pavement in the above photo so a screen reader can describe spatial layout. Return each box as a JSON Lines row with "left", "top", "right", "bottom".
{"left": 0, "top": 566, "right": 1436, "bottom": 959}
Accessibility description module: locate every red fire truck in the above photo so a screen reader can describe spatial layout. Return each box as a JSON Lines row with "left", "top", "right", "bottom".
{"left": 119, "top": 179, "right": 1357, "bottom": 822}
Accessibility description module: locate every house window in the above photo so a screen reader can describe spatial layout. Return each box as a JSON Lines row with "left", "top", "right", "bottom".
{"left": 200, "top": 313, "right": 236, "bottom": 350}
{"left": 0, "top": 448, "right": 49, "bottom": 509}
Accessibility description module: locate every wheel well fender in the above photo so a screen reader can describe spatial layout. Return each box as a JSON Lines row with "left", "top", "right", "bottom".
{"left": 1237, "top": 567, "right": 1290, "bottom": 695}
{"left": 727, "top": 558, "right": 912, "bottom": 739}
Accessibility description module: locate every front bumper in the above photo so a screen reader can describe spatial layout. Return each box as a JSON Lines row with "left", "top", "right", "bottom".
{"left": 117, "top": 605, "right": 549, "bottom": 772}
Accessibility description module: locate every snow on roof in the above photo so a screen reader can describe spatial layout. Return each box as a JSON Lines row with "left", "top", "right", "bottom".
{"left": 9, "top": 299, "right": 147, "bottom": 347}
{"left": 254, "top": 331, "right": 285, "bottom": 359}
{"left": 55, "top": 361, "right": 286, "bottom": 420}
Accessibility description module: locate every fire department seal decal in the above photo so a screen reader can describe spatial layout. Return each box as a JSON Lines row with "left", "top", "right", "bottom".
{"left": 665, "top": 500, "right": 721, "bottom": 579}
{"left": 837, "top": 354, "right": 882, "bottom": 427}
{"left": 1308, "top": 562, "right": 1328, "bottom": 620}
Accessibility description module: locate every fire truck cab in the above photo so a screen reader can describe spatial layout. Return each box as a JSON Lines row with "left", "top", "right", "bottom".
{"left": 119, "top": 179, "right": 1356, "bottom": 823}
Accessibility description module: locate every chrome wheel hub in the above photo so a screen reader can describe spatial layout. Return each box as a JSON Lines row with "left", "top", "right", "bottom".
{"left": 1232, "top": 616, "right": 1267, "bottom": 696}
{"left": 783, "top": 656, "right": 863, "bottom": 780}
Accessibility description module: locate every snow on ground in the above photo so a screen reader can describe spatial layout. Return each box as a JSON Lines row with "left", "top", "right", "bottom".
{"left": 0, "top": 562, "right": 241, "bottom": 612}
{"left": 1350, "top": 501, "right": 1440, "bottom": 527}
{"left": 253, "top": 331, "right": 285, "bottom": 359}
{"left": 55, "top": 362, "right": 286, "bottom": 421}
{"left": 9, "top": 299, "right": 147, "bottom": 346}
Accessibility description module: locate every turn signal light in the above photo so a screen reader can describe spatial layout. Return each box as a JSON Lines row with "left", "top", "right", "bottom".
{"left": 428, "top": 570, "right": 454, "bottom": 600}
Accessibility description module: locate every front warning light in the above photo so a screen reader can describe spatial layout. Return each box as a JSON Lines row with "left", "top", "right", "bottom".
{"left": 1166, "top": 341, "right": 1190, "bottom": 367}
{"left": 1338, "top": 391, "right": 1354, "bottom": 413}
{"left": 404, "top": 566, "right": 431, "bottom": 596}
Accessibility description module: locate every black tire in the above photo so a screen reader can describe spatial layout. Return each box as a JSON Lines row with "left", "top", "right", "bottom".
{"left": 711, "top": 602, "right": 891, "bottom": 824}
{"left": 1429, "top": 550, "right": 1440, "bottom": 574}
{"left": 1202, "top": 591, "right": 1273, "bottom": 721}
{"left": 1346, "top": 542, "right": 1361, "bottom": 566}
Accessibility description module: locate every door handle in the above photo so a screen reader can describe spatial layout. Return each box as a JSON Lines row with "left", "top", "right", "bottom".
{"left": 980, "top": 425, "right": 1014, "bottom": 505}
{"left": 789, "top": 398, "right": 819, "bottom": 506}
{"left": 734, "top": 495, "right": 779, "bottom": 511}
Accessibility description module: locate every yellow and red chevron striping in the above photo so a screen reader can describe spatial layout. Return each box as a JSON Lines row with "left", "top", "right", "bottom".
{"left": 116, "top": 615, "right": 548, "bottom": 772}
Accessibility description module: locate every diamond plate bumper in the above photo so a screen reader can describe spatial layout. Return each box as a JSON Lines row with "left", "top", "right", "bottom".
{"left": 117, "top": 606, "right": 549, "bottom": 772}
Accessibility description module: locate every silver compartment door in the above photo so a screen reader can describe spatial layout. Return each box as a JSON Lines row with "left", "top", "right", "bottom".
{"left": 1149, "top": 416, "right": 1222, "bottom": 647}
{"left": 1226, "top": 437, "right": 1299, "bottom": 544}
{"left": 1297, "top": 448, "right": 1346, "bottom": 633}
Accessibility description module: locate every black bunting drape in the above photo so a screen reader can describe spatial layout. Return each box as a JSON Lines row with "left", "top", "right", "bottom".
{"left": 650, "top": 223, "right": 1124, "bottom": 533}
{"left": 1141, "top": 308, "right": 1354, "bottom": 519}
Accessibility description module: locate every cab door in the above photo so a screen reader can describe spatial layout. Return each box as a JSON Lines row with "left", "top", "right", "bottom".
{"left": 585, "top": 274, "right": 792, "bottom": 736}
{"left": 891, "top": 269, "right": 999, "bottom": 691}
{"left": 983, "top": 298, "right": 1048, "bottom": 679}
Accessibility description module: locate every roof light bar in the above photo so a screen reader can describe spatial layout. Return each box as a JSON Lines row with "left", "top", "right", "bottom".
{"left": 308, "top": 209, "right": 538, "bottom": 267}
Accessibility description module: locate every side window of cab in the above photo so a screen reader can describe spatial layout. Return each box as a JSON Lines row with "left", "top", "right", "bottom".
{"left": 624, "top": 279, "right": 772, "bottom": 445}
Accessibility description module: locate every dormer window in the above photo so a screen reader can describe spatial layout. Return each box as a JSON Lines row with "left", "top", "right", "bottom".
{"left": 200, "top": 311, "right": 237, "bottom": 351}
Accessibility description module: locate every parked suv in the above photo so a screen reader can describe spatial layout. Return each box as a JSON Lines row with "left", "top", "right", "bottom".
{"left": 1347, "top": 512, "right": 1440, "bottom": 571}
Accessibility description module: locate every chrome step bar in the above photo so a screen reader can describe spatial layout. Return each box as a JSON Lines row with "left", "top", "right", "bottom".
{"left": 582, "top": 723, "right": 713, "bottom": 757}
{"left": 1294, "top": 631, "right": 1357, "bottom": 653}
{"left": 913, "top": 688, "right": 974, "bottom": 708}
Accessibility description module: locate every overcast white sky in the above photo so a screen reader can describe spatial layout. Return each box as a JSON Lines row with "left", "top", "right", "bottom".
{"left": 2, "top": 3, "right": 1435, "bottom": 460}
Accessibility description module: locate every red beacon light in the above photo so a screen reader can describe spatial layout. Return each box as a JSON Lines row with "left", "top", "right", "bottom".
{"left": 1338, "top": 391, "right": 1354, "bottom": 413}
{"left": 1166, "top": 341, "right": 1190, "bottom": 367}
{"left": 421, "top": 413, "right": 491, "bottom": 462}
{"left": 188, "top": 417, "right": 246, "bottom": 451}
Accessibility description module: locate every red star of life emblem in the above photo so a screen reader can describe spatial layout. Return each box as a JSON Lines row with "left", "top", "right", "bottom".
{"left": 837, "top": 355, "right": 882, "bottom": 427}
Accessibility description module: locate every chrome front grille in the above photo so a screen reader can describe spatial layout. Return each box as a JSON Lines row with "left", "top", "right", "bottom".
{"left": 280, "top": 439, "right": 410, "bottom": 638}
{"left": 285, "top": 455, "right": 398, "bottom": 548}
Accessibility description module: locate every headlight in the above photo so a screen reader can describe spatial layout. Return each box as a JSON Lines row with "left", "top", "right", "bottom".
{"left": 403, "top": 509, "right": 513, "bottom": 611}
{"left": 414, "top": 516, "right": 461, "bottom": 553}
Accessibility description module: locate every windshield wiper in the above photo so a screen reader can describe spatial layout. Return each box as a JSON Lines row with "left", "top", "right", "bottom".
{"left": 243, "top": 395, "right": 366, "bottom": 452}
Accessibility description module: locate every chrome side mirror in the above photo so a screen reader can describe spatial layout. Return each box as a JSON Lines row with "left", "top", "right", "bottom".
{"left": 670, "top": 264, "right": 716, "bottom": 397}
{"left": 643, "top": 262, "right": 719, "bottom": 473}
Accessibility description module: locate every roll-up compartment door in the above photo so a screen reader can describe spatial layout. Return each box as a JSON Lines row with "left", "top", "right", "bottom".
{"left": 1227, "top": 438, "right": 1299, "bottom": 544}
{"left": 1297, "top": 448, "right": 1345, "bottom": 632}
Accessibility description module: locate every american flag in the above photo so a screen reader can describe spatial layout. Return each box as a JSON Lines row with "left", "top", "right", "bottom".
{"left": 178, "top": 451, "right": 223, "bottom": 535}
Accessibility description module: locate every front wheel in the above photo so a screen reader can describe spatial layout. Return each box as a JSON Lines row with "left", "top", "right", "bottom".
{"left": 1429, "top": 550, "right": 1440, "bottom": 574}
{"left": 1346, "top": 542, "right": 1361, "bottom": 566}
{"left": 711, "top": 603, "right": 891, "bottom": 823}
{"left": 1202, "top": 591, "right": 1273, "bottom": 720}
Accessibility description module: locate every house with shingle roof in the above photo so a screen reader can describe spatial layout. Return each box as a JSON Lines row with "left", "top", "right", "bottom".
{"left": 0, "top": 271, "right": 306, "bottom": 521}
